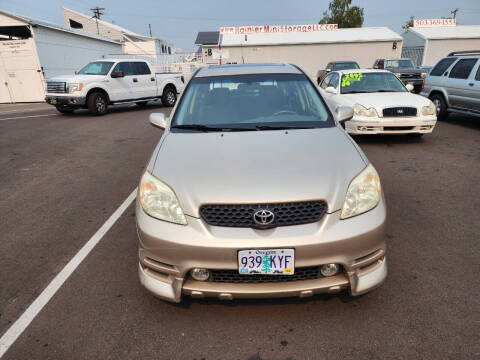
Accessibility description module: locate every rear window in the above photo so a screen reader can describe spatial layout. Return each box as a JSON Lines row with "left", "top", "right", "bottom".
{"left": 449, "top": 58, "right": 478, "bottom": 79}
{"left": 333, "top": 62, "right": 359, "bottom": 71}
{"left": 430, "top": 57, "right": 457, "bottom": 76}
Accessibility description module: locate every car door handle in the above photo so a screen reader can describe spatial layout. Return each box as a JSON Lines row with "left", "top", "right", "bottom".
{"left": 133, "top": 78, "right": 138, "bottom": 83}
{"left": 150, "top": 77, "right": 155, "bottom": 81}
{"left": 468, "top": 83, "right": 474, "bottom": 86}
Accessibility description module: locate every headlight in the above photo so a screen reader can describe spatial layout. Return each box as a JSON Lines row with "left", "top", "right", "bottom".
{"left": 341, "top": 164, "right": 381, "bottom": 219}
{"left": 353, "top": 104, "right": 378, "bottom": 117}
{"left": 68, "top": 83, "right": 83, "bottom": 93}
{"left": 139, "top": 171, "right": 187, "bottom": 225}
{"left": 422, "top": 102, "right": 436, "bottom": 116}
{"left": 421, "top": 72, "right": 427, "bottom": 78}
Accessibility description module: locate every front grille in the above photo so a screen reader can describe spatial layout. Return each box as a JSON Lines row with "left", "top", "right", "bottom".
{"left": 383, "top": 107, "right": 417, "bottom": 117}
{"left": 384, "top": 126, "right": 414, "bottom": 131}
{"left": 200, "top": 201, "right": 328, "bottom": 228}
{"left": 47, "top": 81, "right": 66, "bottom": 94}
{"left": 399, "top": 73, "right": 421, "bottom": 79}
{"left": 206, "top": 266, "right": 325, "bottom": 283}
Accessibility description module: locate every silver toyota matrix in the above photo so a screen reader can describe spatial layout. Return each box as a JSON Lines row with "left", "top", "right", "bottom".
{"left": 136, "top": 64, "right": 387, "bottom": 302}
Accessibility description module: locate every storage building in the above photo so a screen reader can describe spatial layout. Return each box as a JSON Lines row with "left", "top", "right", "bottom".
{"left": 402, "top": 25, "right": 480, "bottom": 66}
{"left": 199, "top": 26, "right": 403, "bottom": 80}
{"left": 0, "top": 10, "right": 121, "bottom": 103}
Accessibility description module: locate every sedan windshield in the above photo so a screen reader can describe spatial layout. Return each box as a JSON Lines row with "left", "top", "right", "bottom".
{"left": 333, "top": 62, "right": 360, "bottom": 71}
{"left": 172, "top": 73, "right": 333, "bottom": 131}
{"left": 78, "top": 61, "right": 114, "bottom": 75}
{"left": 340, "top": 72, "right": 407, "bottom": 94}
{"left": 385, "top": 59, "right": 414, "bottom": 68}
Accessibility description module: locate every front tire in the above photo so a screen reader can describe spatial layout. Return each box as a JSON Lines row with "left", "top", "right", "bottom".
{"left": 87, "top": 91, "right": 108, "bottom": 115}
{"left": 430, "top": 93, "right": 447, "bottom": 121}
{"left": 162, "top": 87, "right": 176, "bottom": 107}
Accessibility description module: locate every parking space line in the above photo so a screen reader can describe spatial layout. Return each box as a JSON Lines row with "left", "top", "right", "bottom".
{"left": 0, "top": 188, "right": 138, "bottom": 358}
{"left": 0, "top": 114, "right": 57, "bottom": 121}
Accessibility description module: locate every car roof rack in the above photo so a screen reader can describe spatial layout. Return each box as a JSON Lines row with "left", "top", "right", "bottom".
{"left": 448, "top": 50, "right": 480, "bottom": 56}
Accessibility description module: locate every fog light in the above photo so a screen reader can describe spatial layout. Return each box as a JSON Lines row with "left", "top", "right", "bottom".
{"left": 190, "top": 268, "right": 210, "bottom": 281}
{"left": 320, "top": 263, "right": 339, "bottom": 277}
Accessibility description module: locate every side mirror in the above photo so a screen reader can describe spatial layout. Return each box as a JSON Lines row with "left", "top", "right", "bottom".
{"left": 406, "top": 84, "right": 414, "bottom": 92}
{"left": 336, "top": 106, "right": 354, "bottom": 123}
{"left": 111, "top": 72, "right": 124, "bottom": 78}
{"left": 325, "top": 68, "right": 332, "bottom": 73}
{"left": 325, "top": 86, "right": 337, "bottom": 94}
{"left": 150, "top": 113, "right": 167, "bottom": 129}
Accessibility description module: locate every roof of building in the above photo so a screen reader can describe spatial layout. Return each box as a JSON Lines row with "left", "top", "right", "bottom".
{"left": 196, "top": 63, "right": 302, "bottom": 77}
{"left": 195, "top": 31, "right": 220, "bottom": 45}
{"left": 0, "top": 9, "right": 121, "bottom": 44}
{"left": 220, "top": 27, "right": 402, "bottom": 47}
{"left": 62, "top": 7, "right": 172, "bottom": 46}
{"left": 406, "top": 25, "right": 480, "bottom": 40}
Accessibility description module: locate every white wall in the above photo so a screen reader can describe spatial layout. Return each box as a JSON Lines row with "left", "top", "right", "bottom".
{"left": 220, "top": 41, "right": 403, "bottom": 80}
{"left": 62, "top": 8, "right": 124, "bottom": 42}
{"left": 33, "top": 26, "right": 122, "bottom": 78}
{"left": 423, "top": 38, "right": 480, "bottom": 66}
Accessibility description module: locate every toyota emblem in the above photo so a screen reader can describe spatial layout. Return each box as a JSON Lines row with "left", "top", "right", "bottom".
{"left": 253, "top": 209, "right": 275, "bottom": 226}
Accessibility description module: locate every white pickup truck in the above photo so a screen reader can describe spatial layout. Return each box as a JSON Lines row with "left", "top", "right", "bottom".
{"left": 45, "top": 59, "right": 185, "bottom": 115}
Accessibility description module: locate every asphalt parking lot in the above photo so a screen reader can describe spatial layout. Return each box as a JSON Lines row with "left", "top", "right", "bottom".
{"left": 0, "top": 102, "right": 479, "bottom": 360}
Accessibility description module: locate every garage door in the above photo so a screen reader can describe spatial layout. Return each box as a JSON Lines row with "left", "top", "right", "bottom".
{"left": 0, "top": 39, "right": 45, "bottom": 103}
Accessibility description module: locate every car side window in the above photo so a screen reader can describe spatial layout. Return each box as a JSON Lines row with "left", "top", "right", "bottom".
{"left": 377, "top": 60, "right": 384, "bottom": 69}
{"left": 132, "top": 62, "right": 151, "bottom": 75}
{"left": 449, "top": 58, "right": 478, "bottom": 79}
{"left": 430, "top": 57, "right": 457, "bottom": 76}
{"left": 320, "top": 74, "right": 332, "bottom": 89}
{"left": 112, "top": 62, "right": 133, "bottom": 76}
{"left": 476, "top": 65, "right": 480, "bottom": 81}
{"left": 329, "top": 73, "right": 339, "bottom": 88}
{"left": 326, "top": 63, "right": 332, "bottom": 70}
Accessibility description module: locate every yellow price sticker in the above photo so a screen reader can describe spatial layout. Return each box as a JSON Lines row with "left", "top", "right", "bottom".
{"left": 342, "top": 73, "right": 364, "bottom": 87}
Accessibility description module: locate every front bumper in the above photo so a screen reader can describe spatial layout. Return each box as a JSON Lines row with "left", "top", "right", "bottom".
{"left": 345, "top": 115, "right": 436, "bottom": 135}
{"left": 45, "top": 95, "right": 86, "bottom": 107}
{"left": 136, "top": 196, "right": 387, "bottom": 302}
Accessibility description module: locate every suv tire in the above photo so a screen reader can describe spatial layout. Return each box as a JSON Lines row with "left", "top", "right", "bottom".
{"left": 162, "top": 87, "right": 176, "bottom": 107}
{"left": 430, "top": 93, "right": 447, "bottom": 121}
{"left": 87, "top": 91, "right": 108, "bottom": 115}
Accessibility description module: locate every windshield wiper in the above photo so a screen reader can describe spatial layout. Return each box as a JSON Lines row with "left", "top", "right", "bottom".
{"left": 255, "top": 125, "right": 315, "bottom": 130}
{"left": 172, "top": 124, "right": 254, "bottom": 132}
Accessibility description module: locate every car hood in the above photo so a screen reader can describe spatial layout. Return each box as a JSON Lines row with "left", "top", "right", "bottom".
{"left": 338, "top": 92, "right": 431, "bottom": 113}
{"left": 151, "top": 127, "right": 367, "bottom": 217}
{"left": 47, "top": 74, "right": 105, "bottom": 83}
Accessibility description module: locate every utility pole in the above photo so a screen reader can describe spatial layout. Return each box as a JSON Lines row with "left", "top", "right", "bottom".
{"left": 451, "top": 8, "right": 458, "bottom": 19}
{"left": 148, "top": 24, "right": 152, "bottom": 37}
{"left": 90, "top": 7, "right": 105, "bottom": 34}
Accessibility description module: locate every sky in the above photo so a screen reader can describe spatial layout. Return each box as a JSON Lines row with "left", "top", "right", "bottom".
{"left": 1, "top": 0, "right": 479, "bottom": 51}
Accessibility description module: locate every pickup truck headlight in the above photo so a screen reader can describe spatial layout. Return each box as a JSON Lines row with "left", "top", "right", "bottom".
{"left": 353, "top": 104, "right": 379, "bottom": 117}
{"left": 422, "top": 102, "right": 436, "bottom": 116}
{"left": 139, "top": 171, "right": 187, "bottom": 225}
{"left": 68, "top": 83, "right": 83, "bottom": 93}
{"left": 421, "top": 72, "right": 427, "bottom": 78}
{"left": 341, "top": 164, "right": 381, "bottom": 219}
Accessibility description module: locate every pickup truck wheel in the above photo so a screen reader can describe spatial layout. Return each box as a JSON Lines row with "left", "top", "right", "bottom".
{"left": 55, "top": 106, "right": 74, "bottom": 114}
{"left": 87, "top": 91, "right": 108, "bottom": 115}
{"left": 430, "top": 94, "right": 447, "bottom": 121}
{"left": 162, "top": 87, "right": 176, "bottom": 107}
{"left": 136, "top": 101, "right": 148, "bottom": 107}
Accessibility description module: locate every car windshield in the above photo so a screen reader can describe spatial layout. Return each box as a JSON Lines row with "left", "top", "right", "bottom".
{"left": 340, "top": 72, "right": 407, "bottom": 94}
{"left": 78, "top": 61, "right": 114, "bottom": 75}
{"left": 385, "top": 59, "right": 414, "bottom": 68}
{"left": 171, "top": 73, "right": 333, "bottom": 131}
{"left": 333, "top": 62, "right": 360, "bottom": 70}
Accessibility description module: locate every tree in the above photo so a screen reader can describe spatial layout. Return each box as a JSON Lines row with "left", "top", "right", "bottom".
{"left": 319, "top": 0, "right": 364, "bottom": 28}
{"left": 402, "top": 16, "right": 414, "bottom": 31}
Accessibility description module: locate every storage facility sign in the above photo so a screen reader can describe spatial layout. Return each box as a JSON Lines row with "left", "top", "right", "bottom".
{"left": 413, "top": 18, "right": 456, "bottom": 27}
{"left": 220, "top": 24, "right": 338, "bottom": 34}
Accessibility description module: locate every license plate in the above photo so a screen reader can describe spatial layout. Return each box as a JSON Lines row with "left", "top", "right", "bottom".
{"left": 50, "top": 99, "right": 57, "bottom": 104}
{"left": 238, "top": 249, "right": 294, "bottom": 275}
